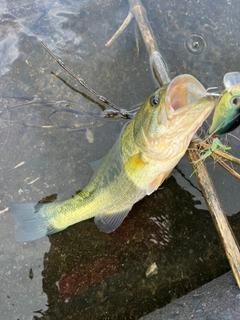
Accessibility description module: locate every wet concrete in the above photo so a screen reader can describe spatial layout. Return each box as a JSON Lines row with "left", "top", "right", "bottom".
{"left": 140, "top": 271, "right": 240, "bottom": 320}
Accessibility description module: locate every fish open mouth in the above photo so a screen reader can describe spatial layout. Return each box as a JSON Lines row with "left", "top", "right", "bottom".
{"left": 165, "top": 74, "right": 207, "bottom": 114}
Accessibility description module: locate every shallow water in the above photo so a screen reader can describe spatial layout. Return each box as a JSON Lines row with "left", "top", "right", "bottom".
{"left": 0, "top": 0, "right": 240, "bottom": 319}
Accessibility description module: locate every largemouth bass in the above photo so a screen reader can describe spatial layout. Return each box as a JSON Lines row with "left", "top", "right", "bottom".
{"left": 209, "top": 72, "right": 240, "bottom": 135}
{"left": 11, "top": 74, "right": 215, "bottom": 242}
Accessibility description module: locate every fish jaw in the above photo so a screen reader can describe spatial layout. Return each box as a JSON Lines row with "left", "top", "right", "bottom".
{"left": 139, "top": 75, "right": 216, "bottom": 160}
{"left": 164, "top": 74, "right": 208, "bottom": 120}
{"left": 160, "top": 99, "right": 215, "bottom": 161}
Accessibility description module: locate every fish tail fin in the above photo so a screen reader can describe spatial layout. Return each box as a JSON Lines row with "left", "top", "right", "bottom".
{"left": 10, "top": 202, "right": 62, "bottom": 242}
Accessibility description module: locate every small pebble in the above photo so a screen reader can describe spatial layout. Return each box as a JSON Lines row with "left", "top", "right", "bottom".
{"left": 145, "top": 262, "right": 158, "bottom": 278}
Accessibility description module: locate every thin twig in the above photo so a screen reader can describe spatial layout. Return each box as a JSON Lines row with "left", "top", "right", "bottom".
{"left": 40, "top": 42, "right": 132, "bottom": 119}
{"left": 211, "top": 154, "right": 240, "bottom": 179}
{"left": 106, "top": 11, "right": 134, "bottom": 47}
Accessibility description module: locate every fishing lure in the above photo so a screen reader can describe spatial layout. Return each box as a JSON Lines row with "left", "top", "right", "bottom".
{"left": 191, "top": 72, "right": 240, "bottom": 175}
{"left": 199, "top": 136, "right": 231, "bottom": 162}
{"left": 190, "top": 135, "right": 231, "bottom": 176}
{"left": 209, "top": 72, "right": 240, "bottom": 135}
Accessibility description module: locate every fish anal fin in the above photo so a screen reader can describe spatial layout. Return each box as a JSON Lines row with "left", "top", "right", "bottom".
{"left": 94, "top": 208, "right": 131, "bottom": 233}
{"left": 147, "top": 171, "right": 171, "bottom": 195}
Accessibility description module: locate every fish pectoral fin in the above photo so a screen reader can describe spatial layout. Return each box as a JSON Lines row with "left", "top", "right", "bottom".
{"left": 124, "top": 153, "right": 148, "bottom": 179}
{"left": 125, "top": 153, "right": 147, "bottom": 169}
{"left": 147, "top": 171, "right": 171, "bottom": 195}
{"left": 94, "top": 208, "right": 131, "bottom": 233}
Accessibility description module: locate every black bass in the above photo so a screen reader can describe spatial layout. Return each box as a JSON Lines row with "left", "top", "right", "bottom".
{"left": 11, "top": 74, "right": 215, "bottom": 241}
{"left": 209, "top": 72, "right": 240, "bottom": 135}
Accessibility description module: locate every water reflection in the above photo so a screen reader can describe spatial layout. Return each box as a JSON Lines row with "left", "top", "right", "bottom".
{"left": 0, "top": 0, "right": 240, "bottom": 319}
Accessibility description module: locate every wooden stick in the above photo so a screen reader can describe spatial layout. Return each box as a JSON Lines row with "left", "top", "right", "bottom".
{"left": 187, "top": 141, "right": 240, "bottom": 287}
{"left": 106, "top": 0, "right": 170, "bottom": 86}
{"left": 210, "top": 154, "right": 240, "bottom": 179}
{"left": 106, "top": 11, "right": 134, "bottom": 47}
{"left": 128, "top": 0, "right": 170, "bottom": 86}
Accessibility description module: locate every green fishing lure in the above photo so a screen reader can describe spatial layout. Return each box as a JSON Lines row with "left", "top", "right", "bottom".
{"left": 209, "top": 72, "right": 240, "bottom": 135}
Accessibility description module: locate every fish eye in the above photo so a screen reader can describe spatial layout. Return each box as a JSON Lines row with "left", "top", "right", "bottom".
{"left": 150, "top": 94, "right": 160, "bottom": 107}
{"left": 231, "top": 96, "right": 240, "bottom": 107}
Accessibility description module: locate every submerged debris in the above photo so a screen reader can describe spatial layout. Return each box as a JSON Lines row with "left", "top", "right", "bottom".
{"left": 145, "top": 262, "right": 158, "bottom": 278}
{"left": 86, "top": 127, "right": 94, "bottom": 143}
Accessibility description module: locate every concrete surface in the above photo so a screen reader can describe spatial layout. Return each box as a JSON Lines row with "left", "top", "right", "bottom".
{"left": 140, "top": 271, "right": 240, "bottom": 320}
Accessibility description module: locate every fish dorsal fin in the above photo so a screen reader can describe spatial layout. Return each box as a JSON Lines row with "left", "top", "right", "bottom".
{"left": 94, "top": 208, "right": 131, "bottom": 233}
{"left": 87, "top": 155, "right": 106, "bottom": 172}
{"left": 223, "top": 72, "right": 240, "bottom": 90}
